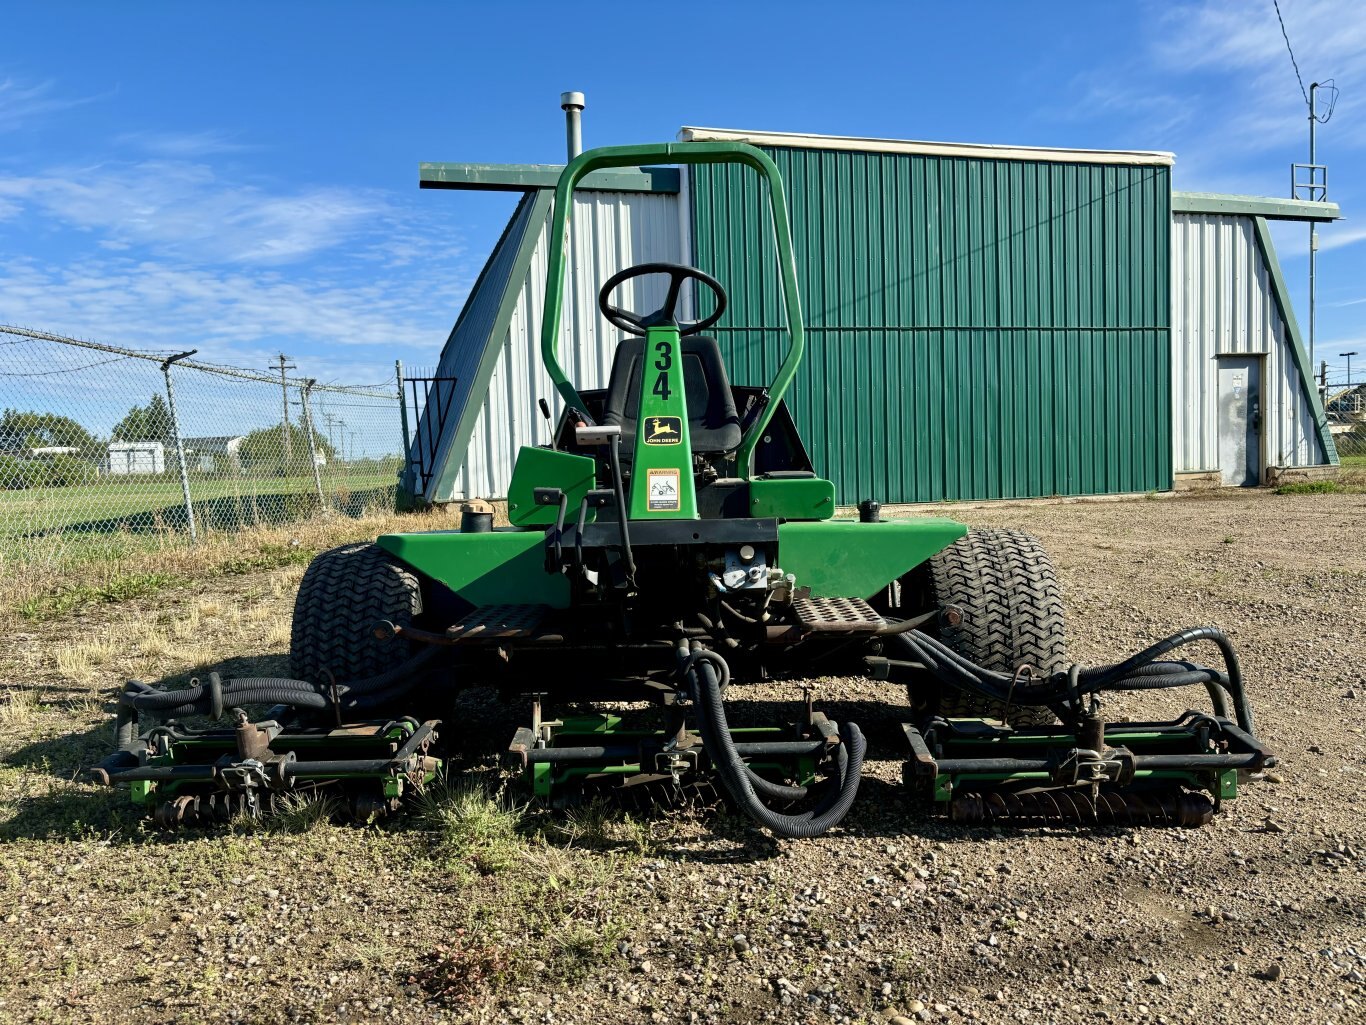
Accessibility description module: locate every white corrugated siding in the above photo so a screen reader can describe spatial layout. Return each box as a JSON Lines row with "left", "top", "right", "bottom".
{"left": 443, "top": 191, "right": 682, "bottom": 501}
{"left": 1171, "top": 212, "right": 1326, "bottom": 473}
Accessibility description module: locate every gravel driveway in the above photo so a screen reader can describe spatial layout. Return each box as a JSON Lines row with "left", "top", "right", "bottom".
{"left": 1, "top": 487, "right": 1362, "bottom": 1024}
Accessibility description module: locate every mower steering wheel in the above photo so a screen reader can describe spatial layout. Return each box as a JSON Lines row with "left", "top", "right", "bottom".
{"left": 598, "top": 262, "right": 727, "bottom": 337}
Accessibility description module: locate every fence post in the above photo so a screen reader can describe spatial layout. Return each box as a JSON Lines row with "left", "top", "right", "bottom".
{"left": 161, "top": 350, "right": 198, "bottom": 543}
{"left": 395, "top": 359, "right": 413, "bottom": 495}
{"left": 299, "top": 379, "right": 329, "bottom": 515}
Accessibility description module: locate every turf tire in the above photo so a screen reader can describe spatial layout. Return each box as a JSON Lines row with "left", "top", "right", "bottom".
{"left": 922, "top": 528, "right": 1066, "bottom": 726}
{"left": 289, "top": 542, "right": 423, "bottom": 685}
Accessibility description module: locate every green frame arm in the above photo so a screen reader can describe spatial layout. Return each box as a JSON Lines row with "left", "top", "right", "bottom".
{"left": 540, "top": 141, "right": 805, "bottom": 476}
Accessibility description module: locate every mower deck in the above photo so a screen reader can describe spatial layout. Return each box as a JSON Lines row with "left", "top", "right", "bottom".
{"left": 90, "top": 708, "right": 441, "bottom": 827}
{"left": 902, "top": 711, "right": 1275, "bottom": 826}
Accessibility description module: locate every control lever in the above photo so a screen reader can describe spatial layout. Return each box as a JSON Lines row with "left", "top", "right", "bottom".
{"left": 534, "top": 487, "right": 569, "bottom": 572}
{"left": 570, "top": 424, "right": 635, "bottom": 588}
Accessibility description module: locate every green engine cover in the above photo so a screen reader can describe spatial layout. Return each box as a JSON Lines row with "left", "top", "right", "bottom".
{"left": 778, "top": 518, "right": 967, "bottom": 598}
{"left": 377, "top": 529, "right": 570, "bottom": 608}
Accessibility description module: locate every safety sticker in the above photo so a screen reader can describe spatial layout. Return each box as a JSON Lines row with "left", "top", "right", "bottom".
{"left": 647, "top": 468, "right": 681, "bottom": 511}
{"left": 643, "top": 416, "right": 682, "bottom": 445}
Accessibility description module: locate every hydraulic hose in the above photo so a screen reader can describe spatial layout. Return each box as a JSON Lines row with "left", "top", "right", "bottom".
{"left": 890, "top": 624, "right": 1255, "bottom": 733}
{"left": 120, "top": 646, "right": 445, "bottom": 720}
{"left": 685, "top": 647, "right": 865, "bottom": 838}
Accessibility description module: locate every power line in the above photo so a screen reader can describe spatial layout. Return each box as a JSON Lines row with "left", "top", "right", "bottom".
{"left": 1273, "top": 0, "right": 1309, "bottom": 107}
{"left": 1272, "top": 1, "right": 1340, "bottom": 124}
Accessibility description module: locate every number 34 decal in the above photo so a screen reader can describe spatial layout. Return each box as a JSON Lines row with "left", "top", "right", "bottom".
{"left": 652, "top": 340, "right": 671, "bottom": 400}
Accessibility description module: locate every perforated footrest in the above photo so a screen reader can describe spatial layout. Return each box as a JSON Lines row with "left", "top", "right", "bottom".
{"left": 450, "top": 604, "right": 549, "bottom": 641}
{"left": 791, "top": 596, "right": 885, "bottom": 634}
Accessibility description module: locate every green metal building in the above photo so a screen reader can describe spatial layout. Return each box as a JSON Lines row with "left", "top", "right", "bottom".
{"left": 404, "top": 125, "right": 1337, "bottom": 508}
{"left": 685, "top": 127, "right": 1173, "bottom": 503}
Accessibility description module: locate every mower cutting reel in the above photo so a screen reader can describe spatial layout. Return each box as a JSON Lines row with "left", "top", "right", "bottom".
{"left": 92, "top": 140, "right": 1275, "bottom": 835}
{"left": 89, "top": 683, "right": 442, "bottom": 827}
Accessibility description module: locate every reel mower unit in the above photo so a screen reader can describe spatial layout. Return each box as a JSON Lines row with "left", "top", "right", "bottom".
{"left": 92, "top": 141, "right": 1275, "bottom": 836}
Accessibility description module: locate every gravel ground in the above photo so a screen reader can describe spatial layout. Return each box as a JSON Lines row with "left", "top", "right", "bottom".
{"left": 1, "top": 487, "right": 1364, "bottom": 1025}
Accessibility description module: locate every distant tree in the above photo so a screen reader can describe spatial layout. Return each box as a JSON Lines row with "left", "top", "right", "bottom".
{"left": 111, "top": 394, "right": 173, "bottom": 443}
{"left": 240, "top": 423, "right": 335, "bottom": 473}
{"left": 0, "top": 409, "right": 98, "bottom": 454}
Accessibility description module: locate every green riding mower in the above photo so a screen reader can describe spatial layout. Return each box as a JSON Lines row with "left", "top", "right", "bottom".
{"left": 92, "top": 142, "right": 1274, "bottom": 836}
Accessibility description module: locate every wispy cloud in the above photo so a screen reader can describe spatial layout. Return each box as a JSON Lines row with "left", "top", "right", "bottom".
{"left": 1053, "top": 74, "right": 1195, "bottom": 138}
{"left": 1317, "top": 222, "right": 1366, "bottom": 252}
{"left": 0, "top": 252, "right": 471, "bottom": 364}
{"left": 1055, "top": 1, "right": 1366, "bottom": 193}
{"left": 0, "top": 78, "right": 477, "bottom": 379}
{"left": 1154, "top": 0, "right": 1366, "bottom": 149}
{"left": 114, "top": 129, "right": 259, "bottom": 158}
{"left": 0, "top": 159, "right": 387, "bottom": 264}
{"left": 0, "top": 77, "right": 100, "bottom": 132}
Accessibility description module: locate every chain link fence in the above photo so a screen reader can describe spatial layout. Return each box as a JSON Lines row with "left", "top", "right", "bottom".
{"left": 1, "top": 326, "right": 406, "bottom": 575}
{"left": 1326, "top": 380, "right": 1365, "bottom": 468}
{"left": 1334, "top": 428, "right": 1365, "bottom": 464}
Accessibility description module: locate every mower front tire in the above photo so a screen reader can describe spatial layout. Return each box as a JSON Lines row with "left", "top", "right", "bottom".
{"left": 289, "top": 542, "right": 423, "bottom": 685}
{"left": 921, "top": 529, "right": 1066, "bottom": 726}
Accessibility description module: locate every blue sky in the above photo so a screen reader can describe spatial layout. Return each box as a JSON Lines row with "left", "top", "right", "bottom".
{"left": 1, "top": 0, "right": 1363, "bottom": 389}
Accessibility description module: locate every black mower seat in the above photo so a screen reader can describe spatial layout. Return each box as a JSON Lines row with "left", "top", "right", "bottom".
{"left": 601, "top": 335, "right": 742, "bottom": 454}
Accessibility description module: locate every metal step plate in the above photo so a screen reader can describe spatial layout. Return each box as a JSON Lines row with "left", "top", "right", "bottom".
{"left": 451, "top": 604, "right": 549, "bottom": 641}
{"left": 791, "top": 596, "right": 885, "bottom": 634}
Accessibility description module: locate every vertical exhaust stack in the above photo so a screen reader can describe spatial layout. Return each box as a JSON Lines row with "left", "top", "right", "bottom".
{"left": 560, "top": 91, "right": 585, "bottom": 160}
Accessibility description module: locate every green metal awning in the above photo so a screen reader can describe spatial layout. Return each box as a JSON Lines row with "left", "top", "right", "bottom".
{"left": 419, "top": 162, "right": 680, "bottom": 193}
{"left": 1173, "top": 192, "right": 1341, "bottom": 222}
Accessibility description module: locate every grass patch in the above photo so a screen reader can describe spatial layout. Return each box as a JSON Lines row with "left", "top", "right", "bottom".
{"left": 1274, "top": 479, "right": 1343, "bottom": 495}
{"left": 416, "top": 777, "right": 528, "bottom": 876}
{"left": 3, "top": 508, "right": 449, "bottom": 623}
{"left": 266, "top": 790, "right": 342, "bottom": 834}
{"left": 543, "top": 796, "right": 660, "bottom": 854}
{"left": 16, "top": 571, "right": 184, "bottom": 620}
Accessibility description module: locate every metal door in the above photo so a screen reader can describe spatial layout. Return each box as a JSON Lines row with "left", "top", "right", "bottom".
{"left": 1217, "top": 357, "right": 1262, "bottom": 487}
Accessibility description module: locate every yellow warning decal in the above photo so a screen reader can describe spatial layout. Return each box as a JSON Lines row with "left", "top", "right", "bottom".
{"left": 646, "top": 468, "right": 681, "bottom": 511}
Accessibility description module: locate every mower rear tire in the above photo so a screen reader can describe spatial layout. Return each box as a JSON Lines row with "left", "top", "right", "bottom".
{"left": 921, "top": 528, "right": 1066, "bottom": 726}
{"left": 289, "top": 542, "right": 423, "bottom": 685}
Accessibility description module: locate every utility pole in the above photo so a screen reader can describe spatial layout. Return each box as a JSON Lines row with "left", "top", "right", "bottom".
{"left": 1292, "top": 82, "right": 1331, "bottom": 368}
{"left": 1309, "top": 82, "right": 1320, "bottom": 369}
{"left": 323, "top": 413, "right": 342, "bottom": 460}
{"left": 1321, "top": 360, "right": 1329, "bottom": 400}
{"left": 274, "top": 353, "right": 297, "bottom": 474}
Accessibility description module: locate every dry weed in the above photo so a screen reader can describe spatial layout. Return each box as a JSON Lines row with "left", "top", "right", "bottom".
{"left": 53, "top": 628, "right": 123, "bottom": 684}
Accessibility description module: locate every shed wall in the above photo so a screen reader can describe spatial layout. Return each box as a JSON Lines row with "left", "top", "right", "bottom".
{"left": 438, "top": 190, "right": 682, "bottom": 501}
{"left": 690, "top": 147, "right": 1173, "bottom": 504}
{"left": 1170, "top": 212, "right": 1326, "bottom": 472}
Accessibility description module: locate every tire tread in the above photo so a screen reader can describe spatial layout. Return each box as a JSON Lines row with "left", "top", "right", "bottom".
{"left": 926, "top": 529, "right": 1066, "bottom": 725}
{"left": 288, "top": 542, "right": 422, "bottom": 684}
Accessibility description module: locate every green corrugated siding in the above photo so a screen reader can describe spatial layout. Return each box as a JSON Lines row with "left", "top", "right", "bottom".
{"left": 690, "top": 148, "right": 1172, "bottom": 503}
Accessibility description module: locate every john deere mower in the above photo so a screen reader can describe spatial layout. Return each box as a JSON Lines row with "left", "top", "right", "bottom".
{"left": 92, "top": 142, "right": 1274, "bottom": 835}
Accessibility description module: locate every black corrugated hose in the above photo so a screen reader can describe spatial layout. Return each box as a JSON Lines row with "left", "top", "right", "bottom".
{"left": 891, "top": 624, "right": 1255, "bottom": 732}
{"left": 682, "top": 646, "right": 865, "bottom": 838}
{"left": 119, "top": 646, "right": 444, "bottom": 720}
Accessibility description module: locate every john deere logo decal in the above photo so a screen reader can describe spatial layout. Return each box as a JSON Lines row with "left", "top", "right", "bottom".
{"left": 644, "top": 416, "right": 682, "bottom": 445}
